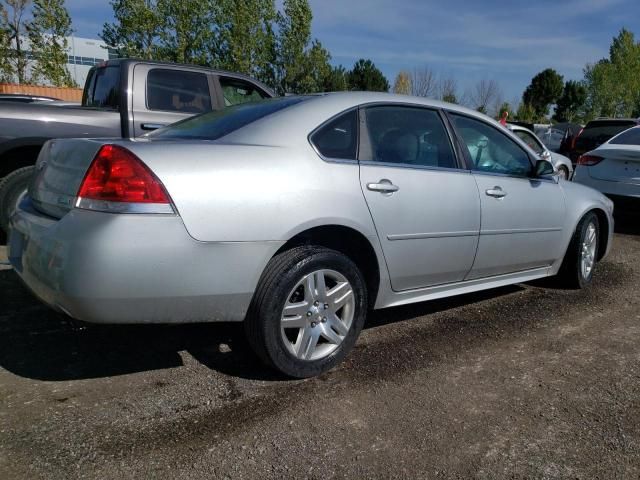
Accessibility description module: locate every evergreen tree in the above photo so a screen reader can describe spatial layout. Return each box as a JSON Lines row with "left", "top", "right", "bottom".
{"left": 553, "top": 80, "right": 587, "bottom": 122}
{"left": 347, "top": 59, "right": 389, "bottom": 92}
{"left": 522, "top": 68, "right": 564, "bottom": 119}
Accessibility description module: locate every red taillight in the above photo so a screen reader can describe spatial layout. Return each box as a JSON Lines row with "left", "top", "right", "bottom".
{"left": 77, "top": 145, "right": 170, "bottom": 204}
{"left": 577, "top": 154, "right": 604, "bottom": 166}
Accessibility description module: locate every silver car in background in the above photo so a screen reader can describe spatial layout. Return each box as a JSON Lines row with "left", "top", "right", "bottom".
{"left": 8, "top": 92, "right": 614, "bottom": 378}
{"left": 507, "top": 123, "right": 574, "bottom": 180}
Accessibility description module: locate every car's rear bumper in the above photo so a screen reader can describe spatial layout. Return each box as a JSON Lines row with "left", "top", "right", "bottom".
{"left": 8, "top": 197, "right": 283, "bottom": 324}
{"left": 573, "top": 167, "right": 640, "bottom": 199}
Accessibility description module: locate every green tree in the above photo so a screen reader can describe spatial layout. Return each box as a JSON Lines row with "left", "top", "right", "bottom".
{"left": 217, "top": 0, "right": 276, "bottom": 83}
{"left": 323, "top": 65, "right": 348, "bottom": 91}
{"left": 553, "top": 80, "right": 587, "bottom": 122}
{"left": 27, "top": 0, "right": 75, "bottom": 86}
{"left": 156, "top": 0, "right": 218, "bottom": 65}
{"left": 0, "top": 4, "right": 13, "bottom": 82}
{"left": 515, "top": 102, "right": 536, "bottom": 122}
{"left": 274, "top": 0, "right": 331, "bottom": 94}
{"left": 584, "top": 29, "right": 640, "bottom": 119}
{"left": 347, "top": 58, "right": 389, "bottom": 92}
{"left": 522, "top": 68, "right": 564, "bottom": 119}
{"left": 101, "top": 0, "right": 162, "bottom": 59}
{"left": 392, "top": 71, "right": 411, "bottom": 94}
{"left": 3, "top": 0, "right": 31, "bottom": 84}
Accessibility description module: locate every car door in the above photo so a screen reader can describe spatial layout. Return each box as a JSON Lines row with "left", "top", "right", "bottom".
{"left": 448, "top": 113, "right": 566, "bottom": 279}
{"left": 359, "top": 105, "right": 481, "bottom": 291}
{"left": 131, "top": 65, "right": 215, "bottom": 137}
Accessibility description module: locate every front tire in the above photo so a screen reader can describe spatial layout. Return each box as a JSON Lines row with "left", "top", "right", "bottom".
{"left": 557, "top": 212, "right": 599, "bottom": 289}
{"left": 245, "top": 246, "right": 367, "bottom": 378}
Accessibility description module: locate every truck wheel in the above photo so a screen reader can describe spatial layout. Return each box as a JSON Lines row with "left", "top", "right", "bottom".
{"left": 0, "top": 166, "right": 34, "bottom": 234}
{"left": 245, "top": 246, "right": 367, "bottom": 378}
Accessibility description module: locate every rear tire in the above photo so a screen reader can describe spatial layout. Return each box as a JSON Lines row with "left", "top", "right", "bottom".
{"left": 0, "top": 166, "right": 34, "bottom": 234}
{"left": 245, "top": 246, "right": 367, "bottom": 378}
{"left": 557, "top": 212, "right": 599, "bottom": 289}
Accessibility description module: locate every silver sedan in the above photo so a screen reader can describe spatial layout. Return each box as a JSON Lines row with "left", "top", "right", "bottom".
{"left": 8, "top": 92, "right": 614, "bottom": 378}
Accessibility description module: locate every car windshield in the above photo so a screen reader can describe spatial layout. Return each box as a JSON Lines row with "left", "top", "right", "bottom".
{"left": 149, "top": 96, "right": 308, "bottom": 141}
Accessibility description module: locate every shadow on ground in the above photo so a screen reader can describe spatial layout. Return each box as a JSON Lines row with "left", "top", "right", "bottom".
{"left": 0, "top": 266, "right": 524, "bottom": 383}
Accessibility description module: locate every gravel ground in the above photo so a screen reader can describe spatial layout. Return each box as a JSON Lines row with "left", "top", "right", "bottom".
{"left": 0, "top": 214, "right": 639, "bottom": 479}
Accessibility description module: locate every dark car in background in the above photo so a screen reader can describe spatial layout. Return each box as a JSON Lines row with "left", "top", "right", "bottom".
{"left": 570, "top": 118, "right": 640, "bottom": 163}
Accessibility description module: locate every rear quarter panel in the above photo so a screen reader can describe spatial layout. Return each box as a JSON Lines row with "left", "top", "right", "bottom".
{"left": 124, "top": 141, "right": 381, "bottom": 243}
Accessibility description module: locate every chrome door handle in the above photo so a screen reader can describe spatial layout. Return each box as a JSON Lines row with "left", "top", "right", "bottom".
{"left": 367, "top": 180, "right": 399, "bottom": 193}
{"left": 485, "top": 186, "right": 507, "bottom": 198}
{"left": 141, "top": 123, "right": 166, "bottom": 131}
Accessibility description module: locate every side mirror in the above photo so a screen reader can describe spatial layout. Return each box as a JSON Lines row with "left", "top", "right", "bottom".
{"left": 540, "top": 150, "right": 552, "bottom": 161}
{"left": 534, "top": 159, "right": 555, "bottom": 177}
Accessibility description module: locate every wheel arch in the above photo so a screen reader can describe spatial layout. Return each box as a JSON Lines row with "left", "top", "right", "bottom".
{"left": 0, "top": 137, "right": 50, "bottom": 179}
{"left": 274, "top": 224, "right": 382, "bottom": 308}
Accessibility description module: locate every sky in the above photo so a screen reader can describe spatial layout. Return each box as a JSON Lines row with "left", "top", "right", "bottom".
{"left": 66, "top": 0, "right": 640, "bottom": 104}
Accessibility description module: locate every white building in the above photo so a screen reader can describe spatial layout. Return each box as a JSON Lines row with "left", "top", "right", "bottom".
{"left": 64, "top": 36, "right": 119, "bottom": 86}
{"left": 11, "top": 35, "right": 117, "bottom": 87}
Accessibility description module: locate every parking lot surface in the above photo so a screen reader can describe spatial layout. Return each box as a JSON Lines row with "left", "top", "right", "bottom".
{"left": 1, "top": 216, "right": 639, "bottom": 479}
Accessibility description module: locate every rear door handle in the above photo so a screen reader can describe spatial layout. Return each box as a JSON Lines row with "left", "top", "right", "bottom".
{"left": 485, "top": 186, "right": 507, "bottom": 198}
{"left": 141, "top": 123, "right": 166, "bottom": 131}
{"left": 367, "top": 180, "right": 399, "bottom": 193}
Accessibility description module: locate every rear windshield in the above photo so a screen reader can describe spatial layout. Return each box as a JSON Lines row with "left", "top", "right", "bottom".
{"left": 150, "top": 96, "right": 308, "bottom": 140}
{"left": 609, "top": 127, "right": 640, "bottom": 145}
{"left": 577, "top": 121, "right": 637, "bottom": 148}
{"left": 83, "top": 66, "right": 120, "bottom": 110}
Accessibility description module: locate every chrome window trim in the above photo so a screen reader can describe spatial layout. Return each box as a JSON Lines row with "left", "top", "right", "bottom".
{"left": 358, "top": 160, "right": 471, "bottom": 174}
{"left": 75, "top": 197, "right": 176, "bottom": 214}
{"left": 471, "top": 170, "right": 558, "bottom": 183}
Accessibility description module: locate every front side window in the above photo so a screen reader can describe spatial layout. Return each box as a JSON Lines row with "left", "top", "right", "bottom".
{"left": 147, "top": 69, "right": 212, "bottom": 113}
{"left": 220, "top": 77, "right": 268, "bottom": 106}
{"left": 362, "top": 105, "right": 457, "bottom": 169}
{"left": 310, "top": 110, "right": 358, "bottom": 160}
{"left": 513, "top": 130, "right": 545, "bottom": 155}
{"left": 609, "top": 126, "right": 640, "bottom": 145}
{"left": 451, "top": 114, "right": 532, "bottom": 177}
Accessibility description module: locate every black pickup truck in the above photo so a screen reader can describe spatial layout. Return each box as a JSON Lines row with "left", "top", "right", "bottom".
{"left": 0, "top": 58, "right": 274, "bottom": 232}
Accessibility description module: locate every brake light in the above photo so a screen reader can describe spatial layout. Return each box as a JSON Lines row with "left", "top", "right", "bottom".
{"left": 77, "top": 145, "right": 170, "bottom": 204}
{"left": 577, "top": 154, "right": 604, "bottom": 166}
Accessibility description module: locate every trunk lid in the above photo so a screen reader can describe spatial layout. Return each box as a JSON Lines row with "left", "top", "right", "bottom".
{"left": 29, "top": 139, "right": 106, "bottom": 218}
{"left": 589, "top": 147, "right": 640, "bottom": 185}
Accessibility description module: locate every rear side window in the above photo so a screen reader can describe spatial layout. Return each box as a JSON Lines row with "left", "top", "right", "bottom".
{"left": 609, "top": 127, "right": 640, "bottom": 145}
{"left": 83, "top": 66, "right": 120, "bottom": 109}
{"left": 150, "top": 96, "right": 308, "bottom": 140}
{"left": 147, "top": 69, "right": 212, "bottom": 113}
{"left": 362, "top": 105, "right": 457, "bottom": 169}
{"left": 310, "top": 110, "right": 358, "bottom": 160}
{"left": 220, "top": 77, "right": 269, "bottom": 106}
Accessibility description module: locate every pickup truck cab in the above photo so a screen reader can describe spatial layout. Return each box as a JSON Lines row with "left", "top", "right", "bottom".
{"left": 0, "top": 59, "right": 274, "bottom": 232}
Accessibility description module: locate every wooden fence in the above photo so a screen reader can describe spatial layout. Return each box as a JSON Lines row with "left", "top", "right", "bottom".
{"left": 0, "top": 83, "right": 83, "bottom": 102}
